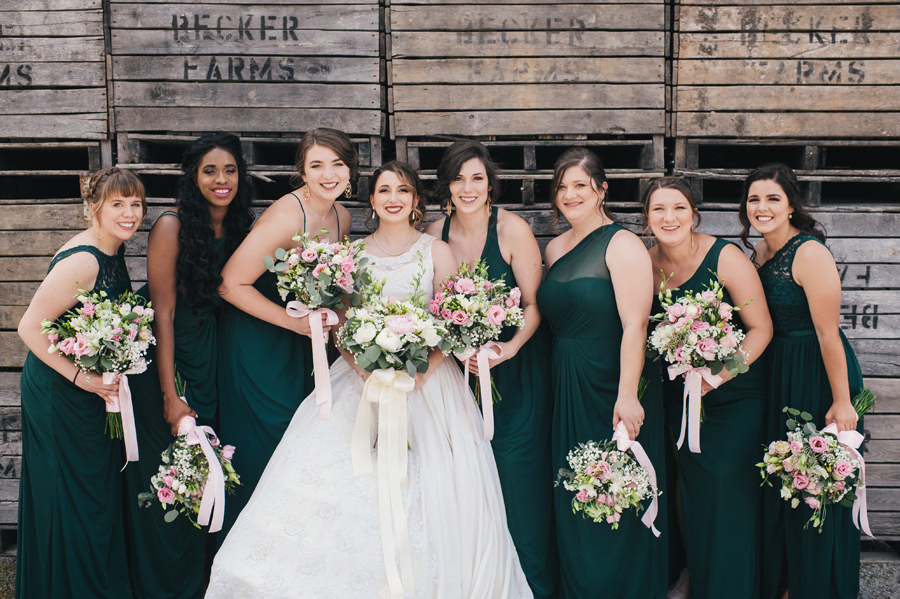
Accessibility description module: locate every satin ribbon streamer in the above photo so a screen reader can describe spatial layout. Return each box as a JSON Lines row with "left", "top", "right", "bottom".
{"left": 822, "top": 422, "right": 874, "bottom": 538}
{"left": 176, "top": 405, "right": 227, "bottom": 533}
{"left": 350, "top": 369, "right": 417, "bottom": 599}
{"left": 668, "top": 364, "right": 722, "bottom": 453}
{"left": 286, "top": 301, "right": 339, "bottom": 420}
{"left": 455, "top": 342, "right": 504, "bottom": 442}
{"left": 103, "top": 370, "right": 139, "bottom": 463}
{"left": 612, "top": 421, "right": 661, "bottom": 537}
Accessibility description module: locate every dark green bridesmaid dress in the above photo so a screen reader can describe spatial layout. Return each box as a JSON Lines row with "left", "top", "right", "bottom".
{"left": 653, "top": 238, "right": 766, "bottom": 599}
{"left": 441, "top": 207, "right": 559, "bottom": 598}
{"left": 536, "top": 224, "right": 667, "bottom": 599}
{"left": 17, "top": 245, "right": 133, "bottom": 599}
{"left": 759, "top": 233, "right": 863, "bottom": 599}
{"left": 123, "top": 211, "right": 230, "bottom": 599}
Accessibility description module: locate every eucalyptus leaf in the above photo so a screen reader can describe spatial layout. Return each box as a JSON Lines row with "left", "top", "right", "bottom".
{"left": 364, "top": 345, "right": 382, "bottom": 363}
{"left": 786, "top": 419, "right": 797, "bottom": 430}
{"left": 275, "top": 247, "right": 286, "bottom": 260}
{"left": 100, "top": 356, "right": 114, "bottom": 371}
{"left": 319, "top": 273, "right": 332, "bottom": 286}
{"left": 788, "top": 408, "right": 801, "bottom": 416}
{"left": 803, "top": 423, "right": 816, "bottom": 435}
{"left": 263, "top": 255, "right": 275, "bottom": 271}
{"left": 840, "top": 498, "right": 854, "bottom": 508}
{"left": 709, "top": 361, "right": 724, "bottom": 376}
{"left": 164, "top": 510, "right": 179, "bottom": 523}
{"left": 800, "top": 411, "right": 813, "bottom": 422}
{"left": 356, "top": 355, "right": 371, "bottom": 370}
{"left": 377, "top": 355, "right": 390, "bottom": 370}
{"left": 81, "top": 353, "right": 99, "bottom": 368}
{"left": 406, "top": 361, "right": 417, "bottom": 378}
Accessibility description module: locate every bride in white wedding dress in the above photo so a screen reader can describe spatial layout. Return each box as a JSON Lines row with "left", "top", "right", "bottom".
{"left": 206, "top": 161, "right": 533, "bottom": 599}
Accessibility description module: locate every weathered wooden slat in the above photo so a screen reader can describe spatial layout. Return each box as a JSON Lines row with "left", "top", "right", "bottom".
{"left": 695, "top": 211, "right": 900, "bottom": 238}
{"left": 0, "top": 114, "right": 106, "bottom": 140}
{"left": 0, "top": 333, "right": 26, "bottom": 368}
{"left": 676, "top": 111, "right": 900, "bottom": 138}
{"left": 0, "top": 231, "right": 149, "bottom": 257}
{"left": 678, "top": 33, "right": 900, "bottom": 60}
{"left": 680, "top": 0, "right": 896, "bottom": 4}
{"left": 868, "top": 488, "right": 900, "bottom": 512}
{"left": 677, "top": 85, "right": 900, "bottom": 112}
{"left": 114, "top": 81, "right": 380, "bottom": 109}
{"left": 390, "top": 4, "right": 664, "bottom": 32}
{"left": 114, "top": 107, "right": 383, "bottom": 135}
{"left": 112, "top": 55, "right": 379, "bottom": 83}
{"left": 0, "top": 283, "right": 38, "bottom": 307}
{"left": 676, "top": 59, "right": 896, "bottom": 86}
{"left": 391, "top": 31, "right": 666, "bottom": 58}
{"left": 0, "top": 434, "right": 22, "bottom": 457}
{"left": 0, "top": 61, "right": 104, "bottom": 87}
{"left": 0, "top": 36, "right": 104, "bottom": 62}
{"left": 0, "top": 457, "right": 21, "bottom": 480}
{"left": 679, "top": 6, "right": 900, "bottom": 32}
{"left": 850, "top": 340, "right": 900, "bottom": 378}
{"left": 0, "top": 256, "right": 146, "bottom": 282}
{"left": 111, "top": 29, "right": 379, "bottom": 56}
{"left": 0, "top": 205, "right": 85, "bottom": 230}
{"left": 110, "top": 0, "right": 375, "bottom": 4}
{"left": 395, "top": 0, "right": 662, "bottom": 4}
{"left": 863, "top": 440, "right": 900, "bottom": 463}
{"left": 0, "top": 409, "right": 20, "bottom": 431}
{"left": 393, "top": 83, "right": 664, "bottom": 111}
{"left": 0, "top": 306, "right": 25, "bottom": 331}
{"left": 842, "top": 292, "right": 900, "bottom": 315}
{"left": 867, "top": 379, "right": 900, "bottom": 414}
{"left": 0, "top": 88, "right": 107, "bottom": 115}
{"left": 0, "top": 10, "right": 102, "bottom": 37}
{"left": 5, "top": 0, "right": 100, "bottom": 10}
{"left": 868, "top": 463, "right": 900, "bottom": 487}
{"left": 111, "top": 4, "right": 377, "bottom": 30}
{"left": 392, "top": 57, "right": 663, "bottom": 84}
{"left": 0, "top": 479, "right": 16, "bottom": 503}
{"left": 867, "top": 415, "right": 900, "bottom": 440}
{"left": 0, "top": 502, "right": 17, "bottom": 526}
{"left": 0, "top": 373, "right": 19, "bottom": 407}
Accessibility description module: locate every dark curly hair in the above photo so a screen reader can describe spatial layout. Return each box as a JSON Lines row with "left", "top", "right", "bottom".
{"left": 174, "top": 133, "right": 254, "bottom": 313}
{"left": 434, "top": 140, "right": 502, "bottom": 215}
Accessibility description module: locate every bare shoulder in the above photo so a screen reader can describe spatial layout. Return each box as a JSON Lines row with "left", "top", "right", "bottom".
{"left": 254, "top": 193, "right": 303, "bottom": 229}
{"left": 496, "top": 208, "right": 535, "bottom": 239}
{"left": 423, "top": 216, "right": 445, "bottom": 238}
{"left": 430, "top": 237, "right": 455, "bottom": 261}
{"left": 608, "top": 226, "right": 648, "bottom": 255}
{"left": 719, "top": 239, "right": 753, "bottom": 267}
{"left": 752, "top": 239, "right": 770, "bottom": 266}
{"left": 543, "top": 233, "right": 569, "bottom": 269}
{"left": 150, "top": 211, "right": 182, "bottom": 238}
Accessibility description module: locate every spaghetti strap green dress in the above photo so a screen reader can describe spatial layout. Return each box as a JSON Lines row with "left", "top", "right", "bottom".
{"left": 442, "top": 207, "right": 559, "bottom": 598}
{"left": 536, "top": 224, "right": 667, "bottom": 599}
{"left": 215, "top": 198, "right": 339, "bottom": 541}
{"left": 653, "top": 238, "right": 766, "bottom": 599}
{"left": 123, "top": 211, "right": 230, "bottom": 598}
{"left": 759, "top": 233, "right": 863, "bottom": 599}
{"left": 17, "top": 245, "right": 133, "bottom": 599}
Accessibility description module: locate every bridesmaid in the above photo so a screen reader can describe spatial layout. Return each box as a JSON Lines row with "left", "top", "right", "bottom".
{"left": 16, "top": 168, "right": 146, "bottom": 598}
{"left": 424, "top": 141, "right": 558, "bottom": 598}
{"left": 123, "top": 134, "right": 254, "bottom": 597}
{"left": 643, "top": 177, "right": 772, "bottom": 599}
{"left": 536, "top": 148, "right": 666, "bottom": 599}
{"left": 741, "top": 163, "right": 864, "bottom": 599}
{"left": 216, "top": 128, "right": 354, "bottom": 540}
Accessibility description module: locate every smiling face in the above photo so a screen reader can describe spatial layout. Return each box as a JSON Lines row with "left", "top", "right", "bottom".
{"left": 647, "top": 188, "right": 697, "bottom": 246}
{"left": 745, "top": 178, "right": 794, "bottom": 235}
{"left": 194, "top": 148, "right": 239, "bottom": 209}
{"left": 302, "top": 144, "right": 351, "bottom": 202}
{"left": 370, "top": 169, "right": 416, "bottom": 224}
{"left": 92, "top": 195, "right": 143, "bottom": 242}
{"left": 554, "top": 165, "right": 607, "bottom": 224}
{"left": 449, "top": 157, "right": 491, "bottom": 215}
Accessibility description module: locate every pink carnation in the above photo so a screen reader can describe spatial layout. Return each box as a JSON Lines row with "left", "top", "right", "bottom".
{"left": 834, "top": 460, "right": 853, "bottom": 479}
{"left": 701, "top": 290, "right": 717, "bottom": 302}
{"left": 722, "top": 324, "right": 733, "bottom": 334}
{"left": 82, "top": 303, "right": 96, "bottom": 317}
{"left": 451, "top": 310, "right": 468, "bottom": 325}
{"left": 58, "top": 336, "right": 76, "bottom": 355}
{"left": 341, "top": 259, "right": 355, "bottom": 274}
{"left": 453, "top": 277, "right": 477, "bottom": 295}
{"left": 163, "top": 475, "right": 175, "bottom": 487}
{"left": 508, "top": 287, "right": 522, "bottom": 307}
{"left": 72, "top": 333, "right": 93, "bottom": 358}
{"left": 770, "top": 440, "right": 791, "bottom": 455}
{"left": 157, "top": 488, "right": 175, "bottom": 504}
{"left": 606, "top": 513, "right": 621, "bottom": 524}
{"left": 47, "top": 332, "right": 59, "bottom": 344}
{"left": 720, "top": 333, "right": 737, "bottom": 349}
{"left": 808, "top": 436, "right": 828, "bottom": 454}
{"left": 674, "top": 345, "right": 687, "bottom": 363}
{"left": 594, "top": 461, "right": 612, "bottom": 480}
{"left": 487, "top": 305, "right": 506, "bottom": 326}
{"left": 483, "top": 281, "right": 493, "bottom": 291}
{"left": 286, "top": 253, "right": 300, "bottom": 266}
{"left": 433, "top": 292, "right": 445, "bottom": 304}
{"left": 790, "top": 441, "right": 803, "bottom": 454}
{"left": 834, "top": 480, "right": 846, "bottom": 491}
{"left": 335, "top": 273, "right": 355, "bottom": 294}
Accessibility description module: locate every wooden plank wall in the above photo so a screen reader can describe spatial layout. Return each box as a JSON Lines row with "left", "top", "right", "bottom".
{"left": 0, "top": 0, "right": 108, "bottom": 140}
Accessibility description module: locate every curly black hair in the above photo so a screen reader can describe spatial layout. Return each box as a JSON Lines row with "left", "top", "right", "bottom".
{"left": 174, "top": 133, "right": 254, "bottom": 313}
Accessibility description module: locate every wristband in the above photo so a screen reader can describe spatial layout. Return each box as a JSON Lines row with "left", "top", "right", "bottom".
{"left": 72, "top": 370, "right": 80, "bottom": 384}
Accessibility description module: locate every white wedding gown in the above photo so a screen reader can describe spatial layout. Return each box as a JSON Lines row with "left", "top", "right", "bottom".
{"left": 206, "top": 234, "right": 533, "bottom": 599}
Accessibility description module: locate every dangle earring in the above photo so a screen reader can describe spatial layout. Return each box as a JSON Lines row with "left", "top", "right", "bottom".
{"left": 345, "top": 182, "right": 353, "bottom": 198}
{"left": 304, "top": 186, "right": 311, "bottom": 202}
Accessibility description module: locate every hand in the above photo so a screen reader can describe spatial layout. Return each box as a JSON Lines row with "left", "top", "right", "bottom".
{"left": 700, "top": 370, "right": 732, "bottom": 396}
{"left": 613, "top": 395, "right": 645, "bottom": 440}
{"left": 700, "top": 380, "right": 714, "bottom": 397}
{"left": 288, "top": 312, "right": 332, "bottom": 338}
{"left": 467, "top": 341, "right": 516, "bottom": 376}
{"left": 163, "top": 395, "right": 198, "bottom": 435}
{"left": 825, "top": 399, "right": 859, "bottom": 433}
{"left": 413, "top": 370, "right": 432, "bottom": 390}
{"left": 75, "top": 370, "right": 119, "bottom": 405}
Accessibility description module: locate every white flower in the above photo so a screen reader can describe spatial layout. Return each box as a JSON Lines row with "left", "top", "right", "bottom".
{"left": 421, "top": 323, "right": 441, "bottom": 347}
{"left": 353, "top": 322, "right": 377, "bottom": 344}
{"left": 374, "top": 329, "right": 403, "bottom": 353}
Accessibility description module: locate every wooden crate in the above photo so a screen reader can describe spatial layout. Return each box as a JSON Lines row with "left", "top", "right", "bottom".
{"left": 673, "top": 1, "right": 900, "bottom": 138}
{"left": 0, "top": 0, "right": 108, "bottom": 140}
{"left": 388, "top": 1, "right": 667, "bottom": 137}
{"left": 108, "top": 0, "right": 385, "bottom": 139}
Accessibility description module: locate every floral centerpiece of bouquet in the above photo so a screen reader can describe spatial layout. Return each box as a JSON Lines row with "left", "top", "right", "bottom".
{"left": 42, "top": 288, "right": 155, "bottom": 453}
{"left": 265, "top": 230, "right": 371, "bottom": 419}
{"left": 647, "top": 272, "right": 749, "bottom": 453}
{"left": 758, "top": 389, "right": 875, "bottom": 536}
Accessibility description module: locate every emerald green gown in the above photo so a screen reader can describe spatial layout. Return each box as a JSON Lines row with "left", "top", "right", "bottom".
{"left": 653, "top": 238, "right": 766, "bottom": 599}
{"left": 123, "top": 212, "right": 230, "bottom": 599}
{"left": 17, "top": 245, "right": 133, "bottom": 599}
{"left": 759, "top": 233, "right": 863, "bottom": 599}
{"left": 536, "top": 224, "right": 667, "bottom": 599}
{"left": 442, "top": 207, "right": 559, "bottom": 598}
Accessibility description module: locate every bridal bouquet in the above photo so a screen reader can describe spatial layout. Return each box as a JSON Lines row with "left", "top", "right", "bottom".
{"left": 758, "top": 389, "right": 875, "bottom": 534}
{"left": 42, "top": 288, "right": 155, "bottom": 440}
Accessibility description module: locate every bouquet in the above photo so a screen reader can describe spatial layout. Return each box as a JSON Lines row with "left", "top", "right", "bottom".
{"left": 758, "top": 389, "right": 875, "bottom": 535}
{"left": 42, "top": 288, "right": 155, "bottom": 447}
{"left": 647, "top": 272, "right": 750, "bottom": 453}
{"left": 138, "top": 374, "right": 240, "bottom": 531}
{"left": 264, "top": 230, "right": 371, "bottom": 419}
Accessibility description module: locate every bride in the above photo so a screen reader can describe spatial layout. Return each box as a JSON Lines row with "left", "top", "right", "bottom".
{"left": 206, "top": 161, "right": 533, "bottom": 598}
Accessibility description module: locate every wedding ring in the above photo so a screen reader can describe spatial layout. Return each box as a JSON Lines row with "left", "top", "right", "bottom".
{"left": 638, "top": 420, "right": 644, "bottom": 426}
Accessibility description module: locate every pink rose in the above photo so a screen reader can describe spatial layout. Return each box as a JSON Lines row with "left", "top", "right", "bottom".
{"left": 790, "top": 441, "right": 803, "bottom": 454}
{"left": 722, "top": 324, "right": 733, "bottom": 334}
{"left": 47, "top": 332, "right": 59, "bottom": 344}
{"left": 221, "top": 445, "right": 235, "bottom": 462}
{"left": 300, "top": 248, "right": 318, "bottom": 262}
{"left": 387, "top": 315, "right": 418, "bottom": 335}
{"left": 720, "top": 333, "right": 737, "bottom": 349}
{"left": 667, "top": 303, "right": 687, "bottom": 323}
{"left": 82, "top": 303, "right": 96, "bottom": 317}
{"left": 508, "top": 287, "right": 522, "bottom": 307}
{"left": 487, "top": 305, "right": 506, "bottom": 326}
{"left": 767, "top": 464, "right": 778, "bottom": 474}
{"left": 434, "top": 292, "right": 445, "bottom": 303}
{"left": 453, "top": 277, "right": 477, "bottom": 295}
{"left": 594, "top": 461, "right": 612, "bottom": 480}
{"left": 483, "top": 281, "right": 493, "bottom": 291}
{"left": 336, "top": 274, "right": 354, "bottom": 294}
{"left": 783, "top": 458, "right": 796, "bottom": 473}
{"left": 312, "top": 263, "right": 327, "bottom": 279}
{"left": 144, "top": 308, "right": 154, "bottom": 319}
{"left": 697, "top": 338, "right": 718, "bottom": 361}
{"left": 834, "top": 481, "right": 846, "bottom": 491}
{"left": 793, "top": 473, "right": 809, "bottom": 490}
{"left": 690, "top": 320, "right": 711, "bottom": 332}
{"left": 770, "top": 440, "right": 791, "bottom": 455}
{"left": 112, "top": 327, "right": 123, "bottom": 337}
{"left": 808, "top": 436, "right": 828, "bottom": 454}
{"left": 157, "top": 488, "right": 175, "bottom": 504}
{"left": 596, "top": 493, "right": 607, "bottom": 504}
{"left": 451, "top": 310, "right": 468, "bottom": 325}
{"left": 128, "top": 327, "right": 138, "bottom": 341}
{"left": 606, "top": 513, "right": 620, "bottom": 524}
{"left": 674, "top": 345, "right": 687, "bottom": 363}
{"left": 606, "top": 495, "right": 615, "bottom": 506}
{"left": 73, "top": 333, "right": 93, "bottom": 358}
{"left": 806, "top": 482, "right": 822, "bottom": 496}
{"left": 440, "top": 308, "right": 452, "bottom": 320}
{"left": 701, "top": 290, "right": 717, "bottom": 302}
{"left": 575, "top": 490, "right": 589, "bottom": 503}
{"left": 834, "top": 460, "right": 853, "bottom": 479}
{"left": 286, "top": 253, "right": 300, "bottom": 267}
{"left": 163, "top": 475, "right": 175, "bottom": 487}
{"left": 718, "top": 302, "right": 733, "bottom": 320}
{"left": 58, "top": 336, "right": 76, "bottom": 355}
{"left": 804, "top": 496, "right": 821, "bottom": 510}
{"left": 429, "top": 300, "right": 441, "bottom": 315}
{"left": 341, "top": 259, "right": 355, "bottom": 274}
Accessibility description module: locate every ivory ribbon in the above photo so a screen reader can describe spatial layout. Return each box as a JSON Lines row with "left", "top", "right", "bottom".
{"left": 350, "top": 369, "right": 417, "bottom": 599}
{"left": 668, "top": 364, "right": 722, "bottom": 453}
{"left": 822, "top": 422, "right": 874, "bottom": 538}
{"left": 176, "top": 405, "right": 226, "bottom": 533}
{"left": 103, "top": 370, "right": 139, "bottom": 463}
{"left": 612, "top": 421, "right": 661, "bottom": 537}
{"left": 455, "top": 342, "right": 504, "bottom": 442}
{"left": 286, "top": 301, "right": 339, "bottom": 420}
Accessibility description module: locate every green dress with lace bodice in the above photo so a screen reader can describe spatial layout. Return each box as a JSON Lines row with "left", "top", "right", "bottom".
{"left": 758, "top": 234, "right": 863, "bottom": 599}
{"left": 442, "top": 207, "right": 559, "bottom": 598}
{"left": 536, "top": 225, "right": 667, "bottom": 599}
{"left": 17, "top": 245, "right": 133, "bottom": 599}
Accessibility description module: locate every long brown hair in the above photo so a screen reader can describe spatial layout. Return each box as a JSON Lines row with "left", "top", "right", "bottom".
{"left": 291, "top": 128, "right": 359, "bottom": 188}
{"left": 549, "top": 147, "right": 613, "bottom": 225}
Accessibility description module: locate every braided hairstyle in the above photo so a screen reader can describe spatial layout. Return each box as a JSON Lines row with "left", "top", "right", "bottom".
{"left": 174, "top": 133, "right": 254, "bottom": 312}
{"left": 81, "top": 167, "right": 146, "bottom": 226}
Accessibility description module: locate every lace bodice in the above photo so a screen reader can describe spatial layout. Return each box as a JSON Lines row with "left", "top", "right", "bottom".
{"left": 369, "top": 233, "right": 435, "bottom": 302}
{"left": 48, "top": 244, "right": 131, "bottom": 298}
{"left": 758, "top": 233, "right": 827, "bottom": 334}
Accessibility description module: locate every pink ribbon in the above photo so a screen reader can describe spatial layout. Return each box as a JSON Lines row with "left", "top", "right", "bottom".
{"left": 177, "top": 407, "right": 226, "bottom": 533}
{"left": 612, "top": 421, "right": 661, "bottom": 537}
{"left": 668, "top": 364, "right": 722, "bottom": 453}
{"left": 822, "top": 422, "right": 874, "bottom": 538}
{"left": 286, "top": 301, "right": 339, "bottom": 420}
{"left": 103, "top": 370, "right": 139, "bottom": 463}
{"left": 455, "top": 342, "right": 503, "bottom": 442}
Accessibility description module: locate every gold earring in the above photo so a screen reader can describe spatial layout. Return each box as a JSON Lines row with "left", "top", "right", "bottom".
{"left": 789, "top": 213, "right": 793, "bottom": 219}
{"left": 345, "top": 182, "right": 352, "bottom": 198}
{"left": 304, "top": 186, "right": 310, "bottom": 202}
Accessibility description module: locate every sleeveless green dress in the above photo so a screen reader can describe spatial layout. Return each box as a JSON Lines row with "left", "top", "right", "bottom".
{"left": 758, "top": 234, "right": 863, "bottom": 599}
{"left": 215, "top": 198, "right": 338, "bottom": 541}
{"left": 123, "top": 211, "right": 231, "bottom": 598}
{"left": 536, "top": 224, "right": 667, "bottom": 599}
{"left": 652, "top": 238, "right": 766, "bottom": 599}
{"left": 442, "top": 207, "right": 559, "bottom": 598}
{"left": 17, "top": 245, "right": 133, "bottom": 599}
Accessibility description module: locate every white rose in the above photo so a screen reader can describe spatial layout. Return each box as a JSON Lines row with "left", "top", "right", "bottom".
{"left": 353, "top": 322, "right": 378, "bottom": 344}
{"left": 374, "top": 328, "right": 403, "bottom": 353}
{"left": 421, "top": 324, "right": 441, "bottom": 347}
